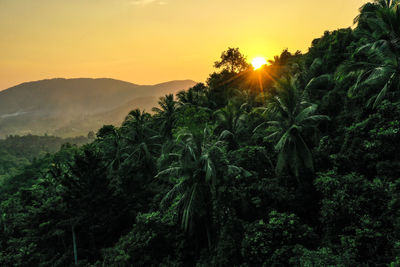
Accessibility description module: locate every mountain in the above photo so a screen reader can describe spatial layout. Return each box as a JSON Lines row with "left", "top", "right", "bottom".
{"left": 0, "top": 78, "right": 196, "bottom": 138}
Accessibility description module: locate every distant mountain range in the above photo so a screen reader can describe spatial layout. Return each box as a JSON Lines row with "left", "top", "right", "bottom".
{"left": 0, "top": 78, "right": 196, "bottom": 138}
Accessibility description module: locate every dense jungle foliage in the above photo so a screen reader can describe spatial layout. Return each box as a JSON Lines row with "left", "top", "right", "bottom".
{"left": 1, "top": 1, "right": 400, "bottom": 265}
{"left": 0, "top": 134, "right": 90, "bottom": 198}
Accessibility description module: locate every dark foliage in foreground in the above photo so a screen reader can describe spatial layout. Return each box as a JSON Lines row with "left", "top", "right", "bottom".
{"left": 1, "top": 1, "right": 400, "bottom": 265}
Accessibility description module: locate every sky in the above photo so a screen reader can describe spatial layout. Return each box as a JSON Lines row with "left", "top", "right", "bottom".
{"left": 0, "top": 0, "right": 368, "bottom": 89}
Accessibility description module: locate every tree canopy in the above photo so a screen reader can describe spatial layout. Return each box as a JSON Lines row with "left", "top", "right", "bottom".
{"left": 1, "top": 1, "right": 400, "bottom": 266}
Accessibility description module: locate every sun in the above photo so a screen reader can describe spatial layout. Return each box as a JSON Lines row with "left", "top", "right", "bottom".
{"left": 252, "top": 57, "right": 267, "bottom": 70}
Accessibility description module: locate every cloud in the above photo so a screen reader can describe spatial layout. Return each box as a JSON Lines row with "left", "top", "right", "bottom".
{"left": 130, "top": 0, "right": 167, "bottom": 6}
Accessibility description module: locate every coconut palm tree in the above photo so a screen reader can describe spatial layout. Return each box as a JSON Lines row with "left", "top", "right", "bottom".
{"left": 155, "top": 127, "right": 225, "bottom": 248}
{"left": 267, "top": 49, "right": 302, "bottom": 78}
{"left": 343, "top": 42, "right": 400, "bottom": 108}
{"left": 355, "top": 0, "right": 399, "bottom": 32}
{"left": 177, "top": 83, "right": 208, "bottom": 107}
{"left": 152, "top": 94, "right": 178, "bottom": 138}
{"left": 232, "top": 88, "right": 260, "bottom": 111}
{"left": 343, "top": 1, "right": 400, "bottom": 108}
{"left": 120, "top": 109, "right": 159, "bottom": 175}
{"left": 214, "top": 102, "right": 248, "bottom": 150}
{"left": 98, "top": 126, "right": 123, "bottom": 172}
{"left": 254, "top": 77, "right": 329, "bottom": 178}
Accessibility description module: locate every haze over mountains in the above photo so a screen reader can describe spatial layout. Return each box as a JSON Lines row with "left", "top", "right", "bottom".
{"left": 0, "top": 78, "right": 196, "bottom": 138}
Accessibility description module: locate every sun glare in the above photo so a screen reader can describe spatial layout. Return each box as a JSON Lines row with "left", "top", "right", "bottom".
{"left": 252, "top": 57, "right": 267, "bottom": 70}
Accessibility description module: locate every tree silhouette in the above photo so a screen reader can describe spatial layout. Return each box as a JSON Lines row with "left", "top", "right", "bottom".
{"left": 214, "top": 47, "right": 249, "bottom": 73}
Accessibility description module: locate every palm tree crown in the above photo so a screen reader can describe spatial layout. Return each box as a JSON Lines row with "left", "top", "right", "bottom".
{"left": 255, "top": 77, "right": 329, "bottom": 177}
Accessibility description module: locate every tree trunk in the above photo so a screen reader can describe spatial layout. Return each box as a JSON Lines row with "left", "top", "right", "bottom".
{"left": 206, "top": 224, "right": 212, "bottom": 251}
{"left": 72, "top": 225, "right": 78, "bottom": 265}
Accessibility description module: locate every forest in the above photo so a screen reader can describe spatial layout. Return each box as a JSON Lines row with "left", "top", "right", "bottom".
{"left": 0, "top": 135, "right": 90, "bottom": 199}
{"left": 1, "top": 0, "right": 400, "bottom": 266}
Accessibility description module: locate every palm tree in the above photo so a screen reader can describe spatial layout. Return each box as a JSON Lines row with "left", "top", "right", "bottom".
{"left": 233, "top": 88, "right": 260, "bottom": 111}
{"left": 345, "top": 0, "right": 400, "bottom": 107}
{"left": 214, "top": 102, "right": 248, "bottom": 150}
{"left": 152, "top": 94, "right": 178, "bottom": 138}
{"left": 97, "top": 125, "right": 123, "bottom": 172}
{"left": 120, "top": 109, "right": 159, "bottom": 175}
{"left": 355, "top": 0, "right": 399, "bottom": 32}
{"left": 267, "top": 49, "right": 302, "bottom": 77}
{"left": 177, "top": 83, "right": 208, "bottom": 107}
{"left": 343, "top": 42, "right": 400, "bottom": 108}
{"left": 155, "top": 127, "right": 224, "bottom": 248}
{"left": 177, "top": 89, "right": 195, "bottom": 106}
{"left": 254, "top": 77, "right": 329, "bottom": 178}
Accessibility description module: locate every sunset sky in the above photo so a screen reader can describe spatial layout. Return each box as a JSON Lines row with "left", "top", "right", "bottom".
{"left": 0, "top": 0, "right": 367, "bottom": 90}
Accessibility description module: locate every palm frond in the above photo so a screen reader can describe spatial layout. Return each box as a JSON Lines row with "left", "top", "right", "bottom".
{"left": 155, "top": 167, "right": 183, "bottom": 178}
{"left": 295, "top": 104, "right": 317, "bottom": 123}
{"left": 201, "top": 154, "right": 216, "bottom": 187}
{"left": 219, "top": 130, "right": 234, "bottom": 141}
{"left": 264, "top": 131, "right": 281, "bottom": 141}
{"left": 305, "top": 74, "right": 333, "bottom": 92}
{"left": 252, "top": 122, "right": 269, "bottom": 133}
{"left": 227, "top": 165, "right": 252, "bottom": 178}
{"left": 275, "top": 130, "right": 291, "bottom": 151}
{"left": 301, "top": 115, "right": 330, "bottom": 124}
{"left": 373, "top": 75, "right": 392, "bottom": 107}
{"left": 160, "top": 178, "right": 190, "bottom": 209}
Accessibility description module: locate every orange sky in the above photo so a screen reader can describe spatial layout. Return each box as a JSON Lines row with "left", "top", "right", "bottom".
{"left": 0, "top": 0, "right": 368, "bottom": 90}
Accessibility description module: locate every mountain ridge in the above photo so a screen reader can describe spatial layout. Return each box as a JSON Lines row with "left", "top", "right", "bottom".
{"left": 0, "top": 77, "right": 198, "bottom": 92}
{"left": 0, "top": 78, "right": 196, "bottom": 138}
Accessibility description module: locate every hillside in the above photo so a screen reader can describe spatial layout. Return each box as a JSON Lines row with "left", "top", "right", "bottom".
{"left": 0, "top": 78, "right": 196, "bottom": 138}
{"left": 1, "top": 1, "right": 400, "bottom": 266}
